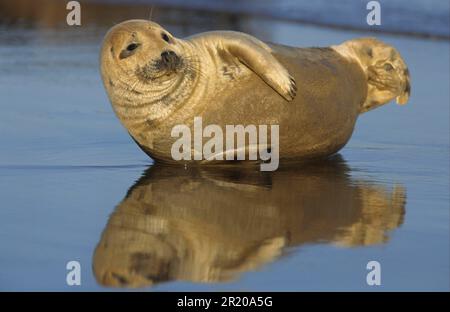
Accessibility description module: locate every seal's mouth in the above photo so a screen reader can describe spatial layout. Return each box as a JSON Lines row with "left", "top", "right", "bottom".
{"left": 135, "top": 50, "right": 183, "bottom": 82}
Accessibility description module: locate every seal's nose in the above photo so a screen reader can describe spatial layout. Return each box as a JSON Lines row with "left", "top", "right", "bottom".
{"left": 161, "top": 51, "right": 178, "bottom": 64}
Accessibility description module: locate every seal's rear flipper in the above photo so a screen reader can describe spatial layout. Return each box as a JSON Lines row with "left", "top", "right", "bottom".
{"left": 395, "top": 68, "right": 411, "bottom": 105}
{"left": 361, "top": 59, "right": 410, "bottom": 113}
{"left": 334, "top": 37, "right": 411, "bottom": 113}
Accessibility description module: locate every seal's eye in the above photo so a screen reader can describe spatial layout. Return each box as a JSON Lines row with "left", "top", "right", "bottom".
{"left": 119, "top": 43, "right": 140, "bottom": 59}
{"left": 127, "top": 43, "right": 139, "bottom": 51}
{"left": 161, "top": 33, "right": 170, "bottom": 43}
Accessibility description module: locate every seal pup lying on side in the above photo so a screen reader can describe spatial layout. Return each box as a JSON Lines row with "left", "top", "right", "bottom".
{"left": 100, "top": 20, "right": 410, "bottom": 166}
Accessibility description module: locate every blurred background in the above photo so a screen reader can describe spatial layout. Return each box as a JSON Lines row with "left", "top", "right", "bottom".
{"left": 0, "top": 0, "right": 449, "bottom": 37}
{"left": 0, "top": 0, "right": 448, "bottom": 291}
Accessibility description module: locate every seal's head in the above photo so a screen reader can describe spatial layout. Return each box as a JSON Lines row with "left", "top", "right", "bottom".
{"left": 100, "top": 19, "right": 200, "bottom": 127}
{"left": 342, "top": 38, "right": 411, "bottom": 112}
{"left": 100, "top": 19, "right": 186, "bottom": 85}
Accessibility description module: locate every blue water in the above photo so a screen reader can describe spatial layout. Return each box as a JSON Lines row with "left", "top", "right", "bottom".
{"left": 0, "top": 4, "right": 449, "bottom": 291}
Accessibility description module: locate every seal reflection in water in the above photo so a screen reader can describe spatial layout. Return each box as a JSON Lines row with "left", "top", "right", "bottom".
{"left": 93, "top": 156, "right": 406, "bottom": 288}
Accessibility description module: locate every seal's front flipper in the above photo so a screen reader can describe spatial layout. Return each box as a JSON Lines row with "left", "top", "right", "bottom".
{"left": 213, "top": 31, "right": 297, "bottom": 101}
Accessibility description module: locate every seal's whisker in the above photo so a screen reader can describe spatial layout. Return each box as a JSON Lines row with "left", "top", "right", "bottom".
{"left": 184, "top": 63, "right": 206, "bottom": 80}
{"left": 148, "top": 6, "right": 154, "bottom": 21}
{"left": 181, "top": 56, "right": 206, "bottom": 79}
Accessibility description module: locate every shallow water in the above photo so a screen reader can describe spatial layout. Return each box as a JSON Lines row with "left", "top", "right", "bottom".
{"left": 0, "top": 6, "right": 449, "bottom": 291}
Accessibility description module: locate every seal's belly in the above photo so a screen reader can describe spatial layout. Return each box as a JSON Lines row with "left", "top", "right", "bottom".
{"left": 140, "top": 45, "right": 367, "bottom": 163}
{"left": 196, "top": 45, "right": 367, "bottom": 159}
